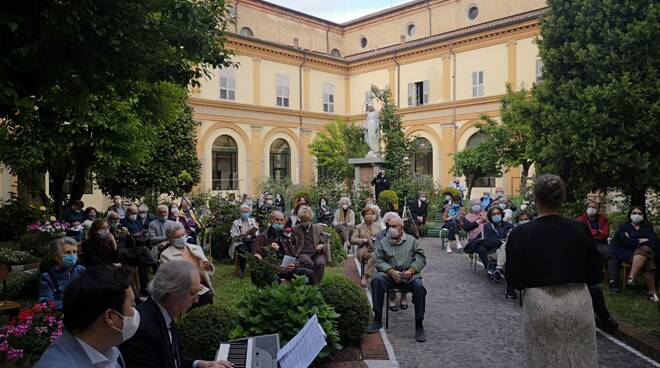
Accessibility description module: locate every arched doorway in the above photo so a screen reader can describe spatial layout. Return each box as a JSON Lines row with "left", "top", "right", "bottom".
{"left": 413, "top": 137, "right": 433, "bottom": 176}
{"left": 269, "top": 138, "right": 290, "bottom": 183}
{"left": 466, "top": 132, "right": 496, "bottom": 188}
{"left": 212, "top": 135, "right": 238, "bottom": 190}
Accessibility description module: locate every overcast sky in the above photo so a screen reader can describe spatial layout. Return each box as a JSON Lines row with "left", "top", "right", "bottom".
{"left": 267, "top": 0, "right": 412, "bottom": 23}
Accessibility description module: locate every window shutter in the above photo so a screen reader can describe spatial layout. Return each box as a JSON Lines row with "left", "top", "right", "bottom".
{"left": 423, "top": 80, "right": 429, "bottom": 104}
{"left": 407, "top": 83, "right": 414, "bottom": 106}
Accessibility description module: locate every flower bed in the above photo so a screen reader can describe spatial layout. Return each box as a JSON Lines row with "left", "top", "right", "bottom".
{"left": 0, "top": 302, "right": 63, "bottom": 366}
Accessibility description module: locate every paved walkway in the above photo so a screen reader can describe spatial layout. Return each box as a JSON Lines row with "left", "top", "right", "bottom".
{"left": 379, "top": 238, "right": 659, "bottom": 368}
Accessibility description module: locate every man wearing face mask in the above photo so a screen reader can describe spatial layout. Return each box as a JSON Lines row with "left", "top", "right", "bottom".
{"left": 120, "top": 261, "right": 233, "bottom": 368}
{"left": 448, "top": 177, "right": 466, "bottom": 199}
{"left": 293, "top": 205, "right": 331, "bottom": 283}
{"left": 371, "top": 168, "right": 391, "bottom": 200}
{"left": 159, "top": 222, "right": 215, "bottom": 308}
{"left": 108, "top": 195, "right": 127, "bottom": 220}
{"left": 36, "top": 265, "right": 136, "bottom": 368}
{"left": 38, "top": 237, "right": 86, "bottom": 311}
{"left": 367, "top": 215, "right": 427, "bottom": 342}
{"left": 252, "top": 211, "right": 315, "bottom": 285}
{"left": 149, "top": 205, "right": 174, "bottom": 251}
{"left": 410, "top": 192, "right": 428, "bottom": 225}
{"left": 576, "top": 200, "right": 610, "bottom": 264}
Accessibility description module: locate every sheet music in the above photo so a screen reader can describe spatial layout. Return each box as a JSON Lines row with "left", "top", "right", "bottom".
{"left": 281, "top": 255, "right": 297, "bottom": 267}
{"left": 276, "top": 315, "right": 327, "bottom": 368}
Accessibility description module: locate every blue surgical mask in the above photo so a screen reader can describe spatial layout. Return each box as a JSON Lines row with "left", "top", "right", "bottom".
{"left": 272, "top": 223, "right": 284, "bottom": 231}
{"left": 240, "top": 213, "right": 250, "bottom": 220}
{"left": 62, "top": 254, "right": 77, "bottom": 268}
{"left": 174, "top": 236, "right": 187, "bottom": 249}
{"left": 158, "top": 216, "right": 167, "bottom": 222}
{"left": 492, "top": 215, "right": 502, "bottom": 224}
{"left": 518, "top": 220, "right": 530, "bottom": 225}
{"left": 471, "top": 205, "right": 481, "bottom": 213}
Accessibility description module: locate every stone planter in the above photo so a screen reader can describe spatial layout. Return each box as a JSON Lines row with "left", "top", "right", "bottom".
{"left": 10, "top": 265, "right": 24, "bottom": 272}
{"left": 9, "top": 263, "right": 39, "bottom": 273}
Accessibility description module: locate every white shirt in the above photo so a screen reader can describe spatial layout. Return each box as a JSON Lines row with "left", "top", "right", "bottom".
{"left": 75, "top": 337, "right": 121, "bottom": 368}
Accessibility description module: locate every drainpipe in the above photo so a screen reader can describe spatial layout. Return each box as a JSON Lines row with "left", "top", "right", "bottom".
{"left": 393, "top": 50, "right": 400, "bottom": 107}
{"left": 326, "top": 27, "right": 330, "bottom": 54}
{"left": 298, "top": 51, "right": 308, "bottom": 185}
{"left": 427, "top": 0, "right": 432, "bottom": 36}
{"left": 450, "top": 43, "right": 457, "bottom": 154}
{"left": 234, "top": 0, "right": 240, "bottom": 33}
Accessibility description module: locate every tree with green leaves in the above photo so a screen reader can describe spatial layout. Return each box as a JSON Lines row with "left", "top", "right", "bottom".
{"left": 479, "top": 84, "right": 540, "bottom": 195}
{"left": 371, "top": 86, "right": 414, "bottom": 180}
{"left": 533, "top": 0, "right": 660, "bottom": 205}
{"left": 450, "top": 139, "right": 501, "bottom": 200}
{"left": 309, "top": 119, "right": 368, "bottom": 183}
{"left": 0, "top": 0, "right": 233, "bottom": 215}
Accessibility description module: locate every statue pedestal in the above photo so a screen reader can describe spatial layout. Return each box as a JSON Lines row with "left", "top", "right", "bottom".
{"left": 348, "top": 156, "right": 385, "bottom": 191}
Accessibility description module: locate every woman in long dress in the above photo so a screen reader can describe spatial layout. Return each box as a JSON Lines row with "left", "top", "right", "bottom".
{"left": 506, "top": 174, "right": 602, "bottom": 368}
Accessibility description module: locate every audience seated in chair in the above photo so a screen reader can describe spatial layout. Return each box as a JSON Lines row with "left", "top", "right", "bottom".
{"left": 38, "top": 237, "right": 86, "bottom": 311}
{"left": 351, "top": 207, "right": 381, "bottom": 287}
{"left": 474, "top": 206, "right": 513, "bottom": 275}
{"left": 443, "top": 195, "right": 465, "bottom": 253}
{"left": 293, "top": 205, "right": 331, "bottom": 284}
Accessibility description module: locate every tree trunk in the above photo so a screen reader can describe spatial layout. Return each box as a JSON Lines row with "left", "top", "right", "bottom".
{"left": 467, "top": 176, "right": 477, "bottom": 201}
{"left": 520, "top": 161, "right": 531, "bottom": 197}
{"left": 69, "top": 164, "right": 89, "bottom": 205}
{"left": 50, "top": 173, "right": 66, "bottom": 219}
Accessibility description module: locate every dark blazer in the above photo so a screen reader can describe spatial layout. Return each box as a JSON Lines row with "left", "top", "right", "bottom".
{"left": 292, "top": 223, "right": 331, "bottom": 263}
{"left": 609, "top": 222, "right": 658, "bottom": 262}
{"left": 410, "top": 200, "right": 429, "bottom": 223}
{"left": 81, "top": 236, "right": 117, "bottom": 267}
{"left": 36, "top": 330, "right": 125, "bottom": 368}
{"left": 119, "top": 298, "right": 193, "bottom": 368}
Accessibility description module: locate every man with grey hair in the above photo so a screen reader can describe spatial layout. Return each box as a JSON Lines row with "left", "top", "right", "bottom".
{"left": 38, "top": 237, "right": 86, "bottom": 311}
{"left": 293, "top": 205, "right": 330, "bottom": 283}
{"left": 148, "top": 204, "right": 174, "bottom": 251}
{"left": 120, "top": 260, "right": 232, "bottom": 368}
{"left": 367, "top": 215, "right": 427, "bottom": 342}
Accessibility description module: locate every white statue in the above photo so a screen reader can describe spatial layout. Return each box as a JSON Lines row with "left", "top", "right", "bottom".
{"left": 364, "top": 92, "right": 381, "bottom": 157}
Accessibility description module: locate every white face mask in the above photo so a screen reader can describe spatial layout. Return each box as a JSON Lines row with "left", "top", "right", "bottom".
{"left": 111, "top": 308, "right": 140, "bottom": 342}
{"left": 114, "top": 199, "right": 122, "bottom": 206}
{"left": 171, "top": 208, "right": 179, "bottom": 215}
{"left": 98, "top": 229, "right": 110, "bottom": 237}
{"left": 388, "top": 227, "right": 400, "bottom": 238}
{"left": 174, "top": 236, "right": 187, "bottom": 249}
{"left": 586, "top": 207, "right": 597, "bottom": 217}
{"left": 129, "top": 214, "right": 137, "bottom": 221}
{"left": 139, "top": 213, "right": 147, "bottom": 219}
{"left": 518, "top": 220, "right": 530, "bottom": 225}
{"left": 630, "top": 214, "right": 643, "bottom": 225}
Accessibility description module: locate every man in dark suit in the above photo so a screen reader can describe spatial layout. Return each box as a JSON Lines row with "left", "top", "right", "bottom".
{"left": 36, "top": 265, "right": 135, "bottom": 368}
{"left": 410, "top": 192, "right": 429, "bottom": 225}
{"left": 371, "top": 168, "right": 391, "bottom": 200}
{"left": 119, "top": 260, "right": 232, "bottom": 368}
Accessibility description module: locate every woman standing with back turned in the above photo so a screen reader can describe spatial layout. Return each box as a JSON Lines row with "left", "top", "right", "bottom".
{"left": 507, "top": 174, "right": 602, "bottom": 368}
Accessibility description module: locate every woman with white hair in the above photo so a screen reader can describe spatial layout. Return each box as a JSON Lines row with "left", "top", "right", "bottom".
{"left": 230, "top": 204, "right": 259, "bottom": 278}
{"left": 38, "top": 237, "right": 86, "bottom": 311}
{"left": 159, "top": 222, "right": 215, "bottom": 308}
{"left": 333, "top": 197, "right": 355, "bottom": 250}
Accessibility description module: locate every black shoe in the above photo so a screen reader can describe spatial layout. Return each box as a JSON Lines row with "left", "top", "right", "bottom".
{"left": 491, "top": 269, "right": 503, "bottom": 283}
{"left": 415, "top": 327, "right": 427, "bottom": 342}
{"left": 366, "top": 321, "right": 383, "bottom": 333}
{"left": 506, "top": 289, "right": 517, "bottom": 299}
{"left": 596, "top": 317, "right": 619, "bottom": 334}
{"left": 608, "top": 280, "right": 621, "bottom": 294}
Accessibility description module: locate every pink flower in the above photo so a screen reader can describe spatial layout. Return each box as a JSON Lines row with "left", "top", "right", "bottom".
{"left": 7, "top": 347, "right": 24, "bottom": 362}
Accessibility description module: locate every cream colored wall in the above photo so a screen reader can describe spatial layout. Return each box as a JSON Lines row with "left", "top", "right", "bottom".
{"left": 308, "top": 69, "right": 346, "bottom": 115}
{"left": 515, "top": 37, "right": 540, "bottom": 89}
{"left": 399, "top": 57, "right": 444, "bottom": 105}
{"left": 348, "top": 69, "right": 389, "bottom": 115}
{"left": 0, "top": 167, "right": 14, "bottom": 201}
{"left": 342, "top": 9, "right": 430, "bottom": 56}
{"left": 259, "top": 60, "right": 301, "bottom": 110}
{"left": 455, "top": 44, "right": 508, "bottom": 101}
{"left": 197, "top": 55, "right": 253, "bottom": 104}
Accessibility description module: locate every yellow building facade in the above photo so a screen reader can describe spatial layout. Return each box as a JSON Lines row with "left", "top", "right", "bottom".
{"left": 0, "top": 0, "right": 547, "bottom": 209}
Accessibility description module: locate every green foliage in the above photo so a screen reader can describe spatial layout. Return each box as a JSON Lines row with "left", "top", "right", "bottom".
{"left": 371, "top": 86, "right": 414, "bottom": 180}
{"left": 17, "top": 233, "right": 50, "bottom": 258}
{"left": 391, "top": 174, "right": 438, "bottom": 207}
{"left": 319, "top": 274, "right": 370, "bottom": 343}
{"left": 5, "top": 272, "right": 39, "bottom": 301}
{"left": 206, "top": 193, "right": 242, "bottom": 259}
{"left": 95, "top": 93, "right": 201, "bottom": 199}
{"left": 0, "top": 194, "right": 43, "bottom": 241}
{"left": 231, "top": 276, "right": 342, "bottom": 357}
{"left": 479, "top": 84, "right": 539, "bottom": 194}
{"left": 179, "top": 304, "right": 236, "bottom": 362}
{"left": 325, "top": 227, "right": 347, "bottom": 266}
{"left": 440, "top": 187, "right": 461, "bottom": 198}
{"left": 608, "top": 212, "right": 627, "bottom": 234}
{"left": 533, "top": 0, "right": 660, "bottom": 204}
{"left": 309, "top": 119, "right": 369, "bottom": 183}
{"left": 377, "top": 190, "right": 399, "bottom": 212}
{"left": 0, "top": 249, "right": 38, "bottom": 266}
{"left": 0, "top": 0, "right": 234, "bottom": 213}
{"left": 450, "top": 139, "right": 501, "bottom": 199}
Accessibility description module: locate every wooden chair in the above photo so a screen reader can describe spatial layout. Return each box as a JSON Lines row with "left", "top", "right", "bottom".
{"left": 621, "top": 262, "right": 631, "bottom": 289}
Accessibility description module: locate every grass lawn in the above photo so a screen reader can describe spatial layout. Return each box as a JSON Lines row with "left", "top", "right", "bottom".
{"left": 601, "top": 283, "right": 660, "bottom": 337}
{"left": 210, "top": 260, "right": 345, "bottom": 311}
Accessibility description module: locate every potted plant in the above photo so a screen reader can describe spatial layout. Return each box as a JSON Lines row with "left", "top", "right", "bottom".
{"left": 0, "top": 249, "right": 39, "bottom": 272}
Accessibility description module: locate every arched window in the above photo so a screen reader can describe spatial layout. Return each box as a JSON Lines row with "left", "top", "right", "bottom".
{"left": 406, "top": 23, "right": 416, "bottom": 37}
{"left": 212, "top": 135, "right": 238, "bottom": 190}
{"left": 413, "top": 137, "right": 432, "bottom": 176}
{"left": 330, "top": 48, "right": 342, "bottom": 57}
{"left": 360, "top": 36, "right": 368, "bottom": 49}
{"left": 466, "top": 132, "right": 495, "bottom": 188}
{"left": 239, "top": 27, "right": 254, "bottom": 37}
{"left": 269, "top": 139, "right": 290, "bottom": 183}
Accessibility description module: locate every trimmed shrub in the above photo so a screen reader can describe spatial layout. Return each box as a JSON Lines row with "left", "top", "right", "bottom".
{"left": 439, "top": 186, "right": 461, "bottom": 198}
{"left": 231, "top": 276, "right": 342, "bottom": 358}
{"left": 377, "top": 190, "right": 399, "bottom": 212}
{"left": 319, "top": 274, "right": 370, "bottom": 343}
{"left": 324, "top": 227, "right": 347, "bottom": 266}
{"left": 178, "top": 304, "right": 236, "bottom": 361}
